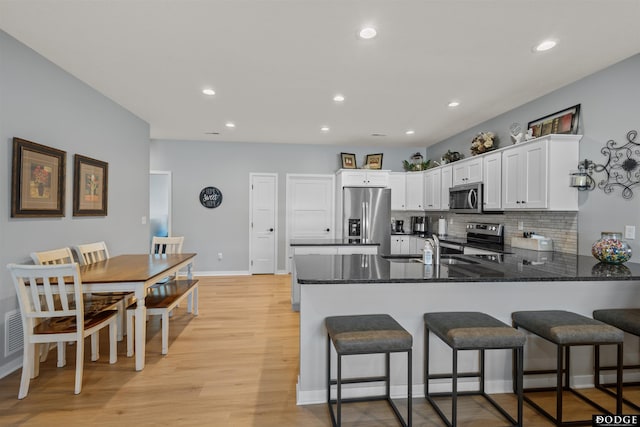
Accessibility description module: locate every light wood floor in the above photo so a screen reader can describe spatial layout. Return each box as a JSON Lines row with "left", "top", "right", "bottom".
{"left": 0, "top": 274, "right": 638, "bottom": 426}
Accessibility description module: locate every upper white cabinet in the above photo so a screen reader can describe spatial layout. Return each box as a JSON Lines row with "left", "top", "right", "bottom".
{"left": 452, "top": 157, "right": 483, "bottom": 186}
{"left": 440, "top": 166, "right": 452, "bottom": 211}
{"left": 482, "top": 152, "right": 502, "bottom": 211}
{"left": 423, "top": 168, "right": 441, "bottom": 210}
{"left": 389, "top": 172, "right": 406, "bottom": 210}
{"left": 501, "top": 134, "right": 579, "bottom": 210}
{"left": 405, "top": 172, "right": 424, "bottom": 210}
{"left": 337, "top": 169, "right": 390, "bottom": 187}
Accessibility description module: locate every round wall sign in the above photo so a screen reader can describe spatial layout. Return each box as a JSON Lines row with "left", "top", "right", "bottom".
{"left": 199, "top": 186, "right": 223, "bottom": 208}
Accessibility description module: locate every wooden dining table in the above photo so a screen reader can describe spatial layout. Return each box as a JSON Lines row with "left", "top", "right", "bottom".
{"left": 79, "top": 253, "right": 196, "bottom": 371}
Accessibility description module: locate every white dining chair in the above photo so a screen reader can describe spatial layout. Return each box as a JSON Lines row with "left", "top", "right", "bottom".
{"left": 74, "top": 241, "right": 134, "bottom": 341}
{"left": 151, "top": 236, "right": 184, "bottom": 255}
{"left": 31, "top": 247, "right": 120, "bottom": 368}
{"left": 8, "top": 263, "right": 118, "bottom": 399}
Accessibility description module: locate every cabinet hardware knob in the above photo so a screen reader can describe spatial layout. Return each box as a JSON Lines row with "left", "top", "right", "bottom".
{"left": 325, "top": 228, "right": 330, "bottom": 232}
{"left": 269, "top": 228, "right": 274, "bottom": 232}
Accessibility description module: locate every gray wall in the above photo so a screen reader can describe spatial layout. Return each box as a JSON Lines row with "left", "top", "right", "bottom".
{"left": 428, "top": 53, "right": 640, "bottom": 257}
{"left": 150, "top": 140, "right": 416, "bottom": 272}
{"left": 0, "top": 31, "right": 150, "bottom": 370}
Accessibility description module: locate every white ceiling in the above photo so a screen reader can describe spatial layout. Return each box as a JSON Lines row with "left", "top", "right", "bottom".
{"left": 1, "top": 0, "right": 639, "bottom": 148}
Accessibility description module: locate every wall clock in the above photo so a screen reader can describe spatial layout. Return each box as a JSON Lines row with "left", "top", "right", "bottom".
{"left": 199, "top": 186, "right": 223, "bottom": 208}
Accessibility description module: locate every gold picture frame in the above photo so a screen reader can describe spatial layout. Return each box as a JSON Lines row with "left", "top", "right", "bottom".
{"left": 11, "top": 137, "right": 66, "bottom": 217}
{"left": 73, "top": 154, "right": 108, "bottom": 216}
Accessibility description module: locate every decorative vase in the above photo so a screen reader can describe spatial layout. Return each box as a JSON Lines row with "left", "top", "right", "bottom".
{"left": 591, "top": 232, "right": 632, "bottom": 264}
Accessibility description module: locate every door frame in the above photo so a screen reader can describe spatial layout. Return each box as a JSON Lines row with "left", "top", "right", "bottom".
{"left": 249, "top": 173, "right": 278, "bottom": 274}
{"left": 149, "top": 170, "right": 172, "bottom": 238}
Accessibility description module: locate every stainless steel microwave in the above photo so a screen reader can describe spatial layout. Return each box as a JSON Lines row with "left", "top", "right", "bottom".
{"left": 449, "top": 182, "right": 483, "bottom": 213}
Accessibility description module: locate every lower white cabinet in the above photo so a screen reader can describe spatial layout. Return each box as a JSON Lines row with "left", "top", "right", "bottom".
{"left": 391, "top": 235, "right": 411, "bottom": 254}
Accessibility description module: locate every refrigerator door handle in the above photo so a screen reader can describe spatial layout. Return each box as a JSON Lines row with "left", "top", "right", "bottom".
{"left": 364, "top": 201, "right": 369, "bottom": 241}
{"left": 361, "top": 202, "right": 366, "bottom": 240}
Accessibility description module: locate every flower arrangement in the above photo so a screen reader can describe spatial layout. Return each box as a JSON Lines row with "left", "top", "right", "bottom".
{"left": 470, "top": 131, "right": 496, "bottom": 156}
{"left": 31, "top": 164, "right": 50, "bottom": 184}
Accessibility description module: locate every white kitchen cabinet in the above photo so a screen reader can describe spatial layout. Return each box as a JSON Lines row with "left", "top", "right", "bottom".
{"left": 482, "top": 151, "right": 502, "bottom": 210}
{"left": 336, "top": 169, "right": 390, "bottom": 187}
{"left": 452, "top": 157, "right": 483, "bottom": 186}
{"left": 389, "top": 172, "right": 406, "bottom": 210}
{"left": 423, "top": 169, "right": 441, "bottom": 210}
{"left": 440, "top": 166, "right": 452, "bottom": 211}
{"left": 405, "top": 172, "right": 424, "bottom": 210}
{"left": 391, "top": 235, "right": 411, "bottom": 254}
{"left": 410, "top": 236, "right": 425, "bottom": 254}
{"left": 501, "top": 134, "right": 579, "bottom": 210}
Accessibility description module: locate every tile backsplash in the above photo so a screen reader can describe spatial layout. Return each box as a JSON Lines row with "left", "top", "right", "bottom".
{"left": 392, "top": 210, "right": 578, "bottom": 254}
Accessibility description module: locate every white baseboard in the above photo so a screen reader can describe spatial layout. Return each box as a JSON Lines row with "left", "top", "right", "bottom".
{"left": 0, "top": 356, "right": 22, "bottom": 380}
{"left": 191, "top": 270, "right": 250, "bottom": 276}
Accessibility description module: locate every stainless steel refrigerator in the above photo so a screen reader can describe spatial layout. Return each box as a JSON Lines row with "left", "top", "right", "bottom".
{"left": 342, "top": 187, "right": 391, "bottom": 256}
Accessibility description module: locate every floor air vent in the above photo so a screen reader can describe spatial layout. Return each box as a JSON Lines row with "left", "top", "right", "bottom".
{"left": 5, "top": 310, "right": 23, "bottom": 357}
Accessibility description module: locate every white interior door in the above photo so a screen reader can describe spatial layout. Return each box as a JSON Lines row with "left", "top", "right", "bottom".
{"left": 285, "top": 174, "right": 335, "bottom": 272}
{"left": 250, "top": 173, "right": 277, "bottom": 274}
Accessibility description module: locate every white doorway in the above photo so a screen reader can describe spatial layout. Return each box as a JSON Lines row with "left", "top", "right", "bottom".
{"left": 150, "top": 171, "right": 172, "bottom": 240}
{"left": 249, "top": 173, "right": 278, "bottom": 274}
{"left": 285, "top": 174, "right": 335, "bottom": 272}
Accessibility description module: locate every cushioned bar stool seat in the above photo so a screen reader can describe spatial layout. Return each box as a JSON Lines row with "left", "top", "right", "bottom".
{"left": 325, "top": 314, "right": 412, "bottom": 427}
{"left": 424, "top": 312, "right": 526, "bottom": 427}
{"left": 512, "top": 310, "right": 624, "bottom": 426}
{"left": 593, "top": 308, "right": 640, "bottom": 410}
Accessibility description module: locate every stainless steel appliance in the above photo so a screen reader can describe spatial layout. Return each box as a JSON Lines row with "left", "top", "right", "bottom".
{"left": 449, "top": 182, "right": 483, "bottom": 213}
{"left": 439, "top": 222, "right": 504, "bottom": 255}
{"left": 465, "top": 222, "right": 504, "bottom": 252}
{"left": 343, "top": 187, "right": 391, "bottom": 255}
{"left": 411, "top": 216, "right": 427, "bottom": 233}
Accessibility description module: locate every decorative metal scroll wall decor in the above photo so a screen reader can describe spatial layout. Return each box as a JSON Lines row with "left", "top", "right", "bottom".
{"left": 579, "top": 130, "right": 640, "bottom": 199}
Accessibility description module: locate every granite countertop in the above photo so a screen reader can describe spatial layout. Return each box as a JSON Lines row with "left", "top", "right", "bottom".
{"left": 294, "top": 251, "right": 640, "bottom": 284}
{"left": 290, "top": 238, "right": 380, "bottom": 247}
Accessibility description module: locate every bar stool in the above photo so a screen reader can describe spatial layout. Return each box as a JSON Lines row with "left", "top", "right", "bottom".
{"left": 424, "top": 311, "right": 526, "bottom": 427}
{"left": 325, "top": 314, "right": 413, "bottom": 427}
{"left": 512, "top": 310, "right": 624, "bottom": 426}
{"left": 593, "top": 308, "right": 640, "bottom": 410}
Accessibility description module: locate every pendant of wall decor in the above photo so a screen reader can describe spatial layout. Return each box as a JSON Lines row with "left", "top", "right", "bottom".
{"left": 199, "top": 186, "right": 223, "bottom": 208}
{"left": 598, "top": 130, "right": 639, "bottom": 199}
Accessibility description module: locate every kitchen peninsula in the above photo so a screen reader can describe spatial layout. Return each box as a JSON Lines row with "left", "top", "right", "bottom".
{"left": 294, "top": 251, "right": 640, "bottom": 405}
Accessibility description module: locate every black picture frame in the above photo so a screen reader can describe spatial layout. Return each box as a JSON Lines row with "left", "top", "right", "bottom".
{"left": 11, "top": 137, "right": 66, "bottom": 217}
{"left": 73, "top": 154, "right": 108, "bottom": 216}
{"left": 365, "top": 153, "right": 383, "bottom": 169}
{"left": 340, "top": 152, "right": 357, "bottom": 169}
{"left": 527, "top": 104, "right": 581, "bottom": 138}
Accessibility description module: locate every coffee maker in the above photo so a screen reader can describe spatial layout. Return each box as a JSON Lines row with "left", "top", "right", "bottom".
{"left": 395, "top": 220, "right": 404, "bottom": 233}
{"left": 411, "top": 216, "right": 428, "bottom": 234}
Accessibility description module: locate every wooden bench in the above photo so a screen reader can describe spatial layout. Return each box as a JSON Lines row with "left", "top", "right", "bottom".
{"left": 126, "top": 279, "right": 199, "bottom": 356}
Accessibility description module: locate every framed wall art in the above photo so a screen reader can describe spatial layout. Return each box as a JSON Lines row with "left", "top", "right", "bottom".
{"left": 527, "top": 104, "right": 581, "bottom": 138}
{"left": 365, "top": 153, "right": 383, "bottom": 169}
{"left": 340, "top": 152, "right": 357, "bottom": 169}
{"left": 11, "top": 137, "right": 66, "bottom": 217}
{"left": 73, "top": 154, "right": 108, "bottom": 216}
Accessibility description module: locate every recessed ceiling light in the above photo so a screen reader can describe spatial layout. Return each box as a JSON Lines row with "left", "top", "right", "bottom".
{"left": 202, "top": 88, "right": 216, "bottom": 96}
{"left": 225, "top": 122, "right": 235, "bottom": 128}
{"left": 534, "top": 39, "right": 557, "bottom": 52}
{"left": 333, "top": 94, "right": 345, "bottom": 102}
{"left": 405, "top": 130, "right": 415, "bottom": 135}
{"left": 321, "top": 126, "right": 330, "bottom": 132}
{"left": 359, "top": 27, "right": 377, "bottom": 40}
{"left": 448, "top": 101, "right": 460, "bottom": 108}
